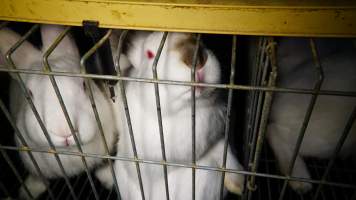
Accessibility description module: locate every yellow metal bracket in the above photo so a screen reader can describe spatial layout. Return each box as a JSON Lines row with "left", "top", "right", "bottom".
{"left": 1, "top": 0, "right": 356, "bottom": 37}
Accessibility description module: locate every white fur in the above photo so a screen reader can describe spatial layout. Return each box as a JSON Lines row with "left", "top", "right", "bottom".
{"left": 267, "top": 38, "right": 356, "bottom": 193}
{"left": 108, "top": 31, "right": 244, "bottom": 199}
{"left": 0, "top": 25, "right": 118, "bottom": 199}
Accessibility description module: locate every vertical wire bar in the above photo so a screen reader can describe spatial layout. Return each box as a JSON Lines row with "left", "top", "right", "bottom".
{"left": 243, "top": 37, "right": 267, "bottom": 200}
{"left": 247, "top": 38, "right": 268, "bottom": 147}
{"left": 0, "top": 148, "right": 34, "bottom": 199}
{"left": 218, "top": 35, "right": 237, "bottom": 200}
{"left": 42, "top": 26, "right": 78, "bottom": 200}
{"left": 3, "top": 24, "right": 60, "bottom": 200}
{"left": 80, "top": 29, "right": 120, "bottom": 200}
{"left": 114, "top": 30, "right": 145, "bottom": 200}
{"left": 151, "top": 32, "right": 170, "bottom": 200}
{"left": 190, "top": 34, "right": 202, "bottom": 200}
{"left": 247, "top": 37, "right": 278, "bottom": 200}
{"left": 312, "top": 106, "right": 356, "bottom": 200}
{"left": 0, "top": 99, "right": 54, "bottom": 199}
{"left": 247, "top": 53, "right": 270, "bottom": 173}
{"left": 278, "top": 38, "right": 324, "bottom": 200}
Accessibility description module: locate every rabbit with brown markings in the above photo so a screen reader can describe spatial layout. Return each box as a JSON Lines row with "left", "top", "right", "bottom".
{"left": 267, "top": 38, "right": 356, "bottom": 193}
{"left": 106, "top": 31, "right": 244, "bottom": 199}
{"left": 0, "top": 25, "right": 118, "bottom": 199}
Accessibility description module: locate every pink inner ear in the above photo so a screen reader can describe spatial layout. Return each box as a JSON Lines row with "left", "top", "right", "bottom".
{"left": 146, "top": 50, "right": 155, "bottom": 59}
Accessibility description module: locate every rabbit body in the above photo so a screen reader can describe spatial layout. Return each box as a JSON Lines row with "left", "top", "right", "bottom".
{"left": 267, "top": 38, "right": 356, "bottom": 193}
{"left": 112, "top": 31, "right": 244, "bottom": 199}
{"left": 0, "top": 25, "right": 118, "bottom": 198}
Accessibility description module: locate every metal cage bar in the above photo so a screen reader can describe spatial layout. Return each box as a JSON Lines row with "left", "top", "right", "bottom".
{"left": 278, "top": 38, "right": 325, "bottom": 200}
{"left": 190, "top": 33, "right": 202, "bottom": 200}
{"left": 2, "top": 144, "right": 354, "bottom": 191}
{"left": 115, "top": 30, "right": 146, "bottom": 200}
{"left": 247, "top": 37, "right": 278, "bottom": 200}
{"left": 80, "top": 29, "right": 122, "bottom": 200}
{"left": 2, "top": 24, "right": 73, "bottom": 200}
{"left": 42, "top": 25, "right": 83, "bottom": 200}
{"left": 0, "top": 67, "right": 353, "bottom": 97}
{"left": 219, "top": 35, "right": 237, "bottom": 200}
{"left": 151, "top": 32, "right": 170, "bottom": 200}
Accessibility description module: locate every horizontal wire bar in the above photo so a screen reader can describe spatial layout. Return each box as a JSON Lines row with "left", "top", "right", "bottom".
{"left": 0, "top": 67, "right": 355, "bottom": 97}
{"left": 1, "top": 145, "right": 355, "bottom": 190}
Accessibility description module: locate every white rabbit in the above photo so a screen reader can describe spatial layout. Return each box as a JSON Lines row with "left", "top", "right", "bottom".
{"left": 108, "top": 31, "right": 244, "bottom": 199}
{"left": 266, "top": 38, "right": 356, "bottom": 193}
{"left": 0, "top": 25, "right": 118, "bottom": 199}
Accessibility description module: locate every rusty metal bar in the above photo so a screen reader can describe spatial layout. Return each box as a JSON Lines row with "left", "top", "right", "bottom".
{"left": 247, "top": 37, "right": 277, "bottom": 200}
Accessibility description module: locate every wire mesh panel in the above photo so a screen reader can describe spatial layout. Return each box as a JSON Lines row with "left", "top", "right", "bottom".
{"left": 0, "top": 20, "right": 355, "bottom": 200}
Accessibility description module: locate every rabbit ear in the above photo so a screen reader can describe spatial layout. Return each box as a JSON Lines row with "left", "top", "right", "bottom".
{"left": 175, "top": 34, "right": 207, "bottom": 69}
{"left": 0, "top": 28, "right": 41, "bottom": 70}
{"left": 40, "top": 24, "right": 79, "bottom": 58}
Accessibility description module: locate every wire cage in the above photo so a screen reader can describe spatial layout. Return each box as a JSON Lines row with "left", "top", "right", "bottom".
{"left": 0, "top": 1, "right": 356, "bottom": 200}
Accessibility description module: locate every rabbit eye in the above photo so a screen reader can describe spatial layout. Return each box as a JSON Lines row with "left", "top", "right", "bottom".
{"left": 82, "top": 82, "right": 86, "bottom": 91}
{"left": 146, "top": 50, "right": 155, "bottom": 59}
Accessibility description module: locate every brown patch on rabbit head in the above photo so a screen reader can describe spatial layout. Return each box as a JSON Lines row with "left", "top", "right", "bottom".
{"left": 174, "top": 34, "right": 207, "bottom": 70}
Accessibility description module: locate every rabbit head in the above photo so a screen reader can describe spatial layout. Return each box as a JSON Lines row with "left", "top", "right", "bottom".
{"left": 125, "top": 31, "right": 221, "bottom": 101}
{"left": 0, "top": 25, "right": 104, "bottom": 147}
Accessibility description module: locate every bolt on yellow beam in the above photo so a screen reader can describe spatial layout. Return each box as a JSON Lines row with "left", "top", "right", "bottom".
{"left": 0, "top": 0, "right": 356, "bottom": 37}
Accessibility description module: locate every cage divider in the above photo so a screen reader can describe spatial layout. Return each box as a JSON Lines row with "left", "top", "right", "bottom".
{"left": 247, "top": 37, "right": 277, "bottom": 200}
{"left": 278, "top": 38, "right": 324, "bottom": 200}
{"left": 115, "top": 30, "right": 145, "bottom": 200}
{"left": 151, "top": 32, "right": 170, "bottom": 200}
{"left": 218, "top": 35, "right": 237, "bottom": 200}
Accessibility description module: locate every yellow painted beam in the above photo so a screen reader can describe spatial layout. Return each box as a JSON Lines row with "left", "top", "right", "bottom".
{"left": 0, "top": 0, "right": 356, "bottom": 37}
